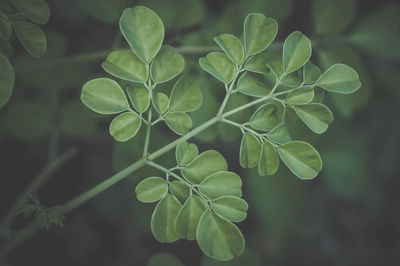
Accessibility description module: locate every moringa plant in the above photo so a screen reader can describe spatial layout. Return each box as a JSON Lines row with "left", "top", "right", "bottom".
{"left": 78, "top": 6, "right": 361, "bottom": 261}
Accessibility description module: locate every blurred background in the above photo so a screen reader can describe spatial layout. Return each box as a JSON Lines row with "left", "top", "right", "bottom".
{"left": 1, "top": 0, "right": 400, "bottom": 265}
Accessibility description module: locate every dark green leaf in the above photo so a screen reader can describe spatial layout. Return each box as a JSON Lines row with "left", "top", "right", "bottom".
{"left": 13, "top": 21, "right": 46, "bottom": 58}
{"left": 0, "top": 53, "right": 14, "bottom": 109}
{"left": 10, "top": 0, "right": 50, "bottom": 24}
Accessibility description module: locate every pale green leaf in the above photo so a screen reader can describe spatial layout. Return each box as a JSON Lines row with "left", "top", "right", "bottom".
{"left": 151, "top": 194, "right": 182, "bottom": 243}
{"left": 199, "top": 52, "right": 235, "bottom": 84}
{"left": 165, "top": 112, "right": 192, "bottom": 135}
{"left": 10, "top": 0, "right": 50, "bottom": 24}
{"left": 152, "top": 92, "right": 169, "bottom": 115}
{"left": 198, "top": 171, "right": 242, "bottom": 200}
{"left": 109, "top": 111, "right": 141, "bottom": 142}
{"left": 169, "top": 77, "right": 202, "bottom": 112}
{"left": 176, "top": 141, "right": 199, "bottom": 166}
{"left": 303, "top": 61, "right": 321, "bottom": 84}
{"left": 285, "top": 86, "right": 314, "bottom": 105}
{"left": 277, "top": 141, "right": 322, "bottom": 179}
{"left": 240, "top": 133, "right": 261, "bottom": 168}
{"left": 126, "top": 87, "right": 150, "bottom": 113}
{"left": 13, "top": 21, "right": 46, "bottom": 58}
{"left": 170, "top": 181, "right": 190, "bottom": 205}
{"left": 135, "top": 176, "right": 168, "bottom": 203}
{"left": 249, "top": 102, "right": 283, "bottom": 131}
{"left": 258, "top": 141, "right": 279, "bottom": 176}
{"left": 282, "top": 31, "right": 311, "bottom": 74}
{"left": 150, "top": 45, "right": 185, "bottom": 83}
{"left": 316, "top": 63, "right": 361, "bottom": 94}
{"left": 0, "top": 53, "right": 14, "bottom": 109}
{"left": 81, "top": 78, "right": 129, "bottom": 114}
{"left": 237, "top": 71, "right": 271, "bottom": 97}
{"left": 214, "top": 33, "right": 244, "bottom": 65}
{"left": 120, "top": 6, "right": 164, "bottom": 63}
{"left": 182, "top": 150, "right": 227, "bottom": 184}
{"left": 210, "top": 196, "right": 248, "bottom": 222}
{"left": 294, "top": 104, "right": 333, "bottom": 134}
{"left": 102, "top": 50, "right": 148, "bottom": 83}
{"left": 243, "top": 13, "right": 278, "bottom": 56}
{"left": 244, "top": 53, "right": 269, "bottom": 74}
{"left": 266, "top": 123, "right": 291, "bottom": 144}
{"left": 197, "top": 210, "right": 245, "bottom": 261}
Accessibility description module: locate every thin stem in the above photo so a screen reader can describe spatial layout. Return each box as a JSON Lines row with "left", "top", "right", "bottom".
{"left": 0, "top": 147, "right": 78, "bottom": 228}
{"left": 142, "top": 110, "right": 152, "bottom": 157}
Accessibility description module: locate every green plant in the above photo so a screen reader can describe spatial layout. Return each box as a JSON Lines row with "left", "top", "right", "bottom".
{"left": 77, "top": 6, "right": 360, "bottom": 261}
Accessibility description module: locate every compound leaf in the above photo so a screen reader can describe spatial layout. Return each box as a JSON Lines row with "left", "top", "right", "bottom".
{"left": 135, "top": 176, "right": 168, "bottom": 203}
{"left": 282, "top": 31, "right": 311, "bottom": 74}
{"left": 293, "top": 104, "right": 333, "bottom": 134}
{"left": 165, "top": 112, "right": 192, "bottom": 135}
{"left": 150, "top": 45, "right": 185, "bottom": 83}
{"left": 199, "top": 52, "right": 235, "bottom": 84}
{"left": 239, "top": 133, "right": 261, "bottom": 168}
{"left": 126, "top": 87, "right": 150, "bottom": 113}
{"left": 258, "top": 141, "right": 279, "bottom": 176}
{"left": 210, "top": 196, "right": 248, "bottom": 222}
{"left": 316, "top": 63, "right": 361, "bottom": 94}
{"left": 109, "top": 111, "right": 141, "bottom": 142}
{"left": 199, "top": 171, "right": 242, "bottom": 200}
{"left": 214, "top": 33, "right": 244, "bottom": 65}
{"left": 169, "top": 77, "right": 202, "bottom": 112}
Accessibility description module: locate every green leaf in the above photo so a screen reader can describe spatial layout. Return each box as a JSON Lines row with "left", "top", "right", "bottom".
{"left": 243, "top": 13, "right": 278, "bottom": 56}
{"left": 150, "top": 45, "right": 185, "bottom": 83}
{"left": 239, "top": 133, "right": 261, "bottom": 168}
{"left": 237, "top": 71, "right": 271, "bottom": 97}
{"left": 244, "top": 53, "right": 269, "bottom": 74}
{"left": 302, "top": 61, "right": 321, "bottom": 84}
{"left": 266, "top": 123, "right": 291, "bottom": 144}
{"left": 102, "top": 50, "right": 148, "bottom": 83}
{"left": 174, "top": 195, "right": 207, "bottom": 240}
{"left": 197, "top": 210, "right": 245, "bottom": 261}
{"left": 311, "top": 87, "right": 325, "bottom": 103}
{"left": 249, "top": 102, "right": 283, "bottom": 131}
{"left": 316, "top": 63, "right": 361, "bottom": 94}
{"left": 182, "top": 150, "right": 228, "bottom": 184}
{"left": 282, "top": 31, "right": 311, "bottom": 74}
{"left": 151, "top": 194, "right": 182, "bottom": 243}
{"left": 109, "top": 111, "right": 142, "bottom": 142}
{"left": 126, "top": 87, "right": 150, "bottom": 113}
{"left": 198, "top": 171, "right": 242, "bottom": 200}
{"left": 169, "top": 77, "right": 202, "bottom": 112}
{"left": 170, "top": 181, "right": 190, "bottom": 205}
{"left": 277, "top": 141, "right": 322, "bottom": 179}
{"left": 10, "top": 0, "right": 50, "bottom": 24}
{"left": 293, "top": 104, "right": 333, "bottom": 134}
{"left": 135, "top": 176, "right": 168, "bottom": 203}
{"left": 165, "top": 112, "right": 192, "bottom": 135}
{"left": 13, "top": 21, "right": 46, "bottom": 58}
{"left": 120, "top": 6, "right": 164, "bottom": 63}
{"left": 214, "top": 33, "right": 244, "bottom": 65}
{"left": 258, "top": 141, "right": 279, "bottom": 176}
{"left": 147, "top": 252, "right": 184, "bottom": 266}
{"left": 199, "top": 52, "right": 235, "bottom": 84}
{"left": 210, "top": 196, "right": 248, "bottom": 222}
{"left": 0, "top": 53, "right": 14, "bottom": 109}
{"left": 285, "top": 86, "right": 314, "bottom": 105}
{"left": 153, "top": 92, "right": 169, "bottom": 115}
{"left": 0, "top": 10, "right": 12, "bottom": 39}
{"left": 0, "top": 35, "right": 13, "bottom": 57}
{"left": 176, "top": 141, "right": 199, "bottom": 166}
{"left": 281, "top": 69, "right": 303, "bottom": 87}
{"left": 81, "top": 78, "right": 129, "bottom": 114}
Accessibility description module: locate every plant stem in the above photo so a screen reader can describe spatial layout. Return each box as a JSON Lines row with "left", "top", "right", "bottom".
{"left": 143, "top": 110, "right": 152, "bottom": 157}
{"left": 0, "top": 147, "right": 78, "bottom": 228}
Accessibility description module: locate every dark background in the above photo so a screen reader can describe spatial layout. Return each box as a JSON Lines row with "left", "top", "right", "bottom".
{"left": 1, "top": 0, "right": 400, "bottom": 265}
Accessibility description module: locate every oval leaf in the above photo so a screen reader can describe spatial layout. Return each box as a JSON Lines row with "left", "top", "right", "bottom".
{"left": 13, "top": 21, "right": 46, "bottom": 58}
{"left": 196, "top": 210, "right": 245, "bottom": 261}
{"left": 285, "top": 86, "right": 314, "bottom": 105}
{"left": 150, "top": 45, "right": 185, "bottom": 83}
{"left": 135, "top": 176, "right": 168, "bottom": 203}
{"left": 169, "top": 77, "right": 202, "bottom": 112}
{"left": 244, "top": 53, "right": 270, "bottom": 74}
{"left": 120, "top": 6, "right": 164, "bottom": 63}
{"left": 81, "top": 78, "right": 129, "bottom": 114}
{"left": 170, "top": 181, "right": 190, "bottom": 204}
{"left": 109, "top": 111, "right": 142, "bottom": 142}
{"left": 294, "top": 104, "right": 333, "bottom": 134}
{"left": 199, "top": 52, "right": 235, "bottom": 84}
{"left": 10, "top": 0, "right": 50, "bottom": 24}
{"left": 316, "top": 63, "right": 361, "bottom": 94}
{"left": 165, "top": 112, "right": 192, "bottom": 135}
{"left": 214, "top": 33, "right": 244, "bottom": 65}
{"left": 277, "top": 141, "right": 322, "bottom": 179}
{"left": 249, "top": 102, "right": 283, "bottom": 131}
{"left": 182, "top": 150, "right": 227, "bottom": 184}
{"left": 237, "top": 71, "right": 271, "bottom": 97}
{"left": 266, "top": 123, "right": 291, "bottom": 144}
{"left": 199, "top": 171, "right": 242, "bottom": 200}
{"left": 303, "top": 61, "right": 321, "bottom": 84}
{"left": 282, "top": 31, "right": 311, "bottom": 74}
{"left": 258, "top": 141, "right": 279, "bottom": 176}
{"left": 176, "top": 141, "right": 199, "bottom": 166}
{"left": 243, "top": 13, "right": 278, "bottom": 56}
{"left": 0, "top": 53, "right": 14, "bottom": 109}
{"left": 153, "top": 92, "right": 169, "bottom": 115}
{"left": 126, "top": 87, "right": 150, "bottom": 113}
{"left": 239, "top": 133, "right": 261, "bottom": 168}
{"left": 210, "top": 196, "right": 248, "bottom": 222}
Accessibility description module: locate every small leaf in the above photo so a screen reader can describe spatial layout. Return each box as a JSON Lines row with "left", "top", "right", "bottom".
{"left": 249, "top": 102, "right": 283, "bottom": 131}
{"left": 182, "top": 150, "right": 227, "bottom": 184}
{"left": 277, "top": 141, "right": 322, "bottom": 179}
{"left": 147, "top": 252, "right": 184, "bottom": 266}
{"left": 170, "top": 181, "right": 190, "bottom": 204}
{"left": 266, "top": 123, "right": 291, "bottom": 144}
{"left": 214, "top": 33, "right": 244, "bottom": 65}
{"left": 10, "top": 0, "right": 50, "bottom": 24}
{"left": 239, "top": 133, "right": 261, "bottom": 168}
{"left": 258, "top": 141, "right": 279, "bottom": 176}
{"left": 151, "top": 194, "right": 182, "bottom": 243}
{"left": 198, "top": 171, "right": 242, "bottom": 200}
{"left": 135, "top": 176, "right": 168, "bottom": 203}
{"left": 165, "top": 112, "right": 192, "bottom": 135}
{"left": 174, "top": 195, "right": 207, "bottom": 240}
{"left": 282, "top": 69, "right": 303, "bottom": 87}
{"left": 109, "top": 111, "right": 142, "bottom": 142}
{"left": 81, "top": 78, "right": 129, "bottom": 114}
{"left": 244, "top": 53, "right": 269, "bottom": 74}
{"left": 102, "top": 50, "right": 148, "bottom": 83}
{"left": 282, "top": 31, "right": 311, "bottom": 74}
{"left": 285, "top": 86, "right": 314, "bottom": 105}
{"left": 312, "top": 87, "right": 325, "bottom": 103}
{"left": 303, "top": 61, "right": 321, "bottom": 84}
{"left": 243, "top": 13, "right": 278, "bottom": 56}
{"left": 169, "top": 77, "right": 202, "bottom": 112}
{"left": 197, "top": 210, "right": 245, "bottom": 261}
{"left": 210, "top": 196, "right": 248, "bottom": 222}
{"left": 199, "top": 52, "right": 235, "bottom": 84}
{"left": 294, "top": 104, "right": 333, "bottom": 134}
{"left": 153, "top": 92, "right": 169, "bottom": 115}
{"left": 316, "top": 63, "right": 361, "bottom": 94}
{"left": 0, "top": 53, "right": 14, "bottom": 109}
{"left": 126, "top": 87, "right": 150, "bottom": 113}
{"left": 237, "top": 71, "right": 271, "bottom": 97}
{"left": 120, "top": 6, "right": 164, "bottom": 63}
{"left": 150, "top": 45, "right": 185, "bottom": 83}
{"left": 176, "top": 141, "right": 199, "bottom": 166}
{"left": 13, "top": 21, "right": 46, "bottom": 58}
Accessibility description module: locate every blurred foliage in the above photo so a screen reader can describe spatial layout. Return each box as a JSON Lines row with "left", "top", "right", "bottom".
{"left": 1, "top": 0, "right": 400, "bottom": 265}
